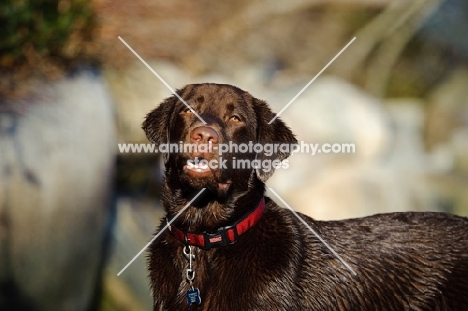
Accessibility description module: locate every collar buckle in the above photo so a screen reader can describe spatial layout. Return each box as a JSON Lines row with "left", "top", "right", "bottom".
{"left": 203, "top": 225, "right": 238, "bottom": 250}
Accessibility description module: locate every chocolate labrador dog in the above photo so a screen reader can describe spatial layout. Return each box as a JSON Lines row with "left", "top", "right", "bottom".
{"left": 143, "top": 83, "right": 468, "bottom": 310}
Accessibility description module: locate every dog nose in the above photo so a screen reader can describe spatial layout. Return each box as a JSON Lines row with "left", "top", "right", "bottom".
{"left": 191, "top": 126, "right": 219, "bottom": 144}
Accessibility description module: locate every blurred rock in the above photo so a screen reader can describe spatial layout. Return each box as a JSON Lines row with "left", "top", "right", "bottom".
{"left": 425, "top": 69, "right": 468, "bottom": 150}
{"left": 103, "top": 197, "right": 164, "bottom": 311}
{"left": 0, "top": 71, "right": 115, "bottom": 310}
{"left": 452, "top": 128, "right": 468, "bottom": 175}
{"left": 269, "top": 166, "right": 433, "bottom": 220}
{"left": 384, "top": 100, "right": 426, "bottom": 170}
{"left": 429, "top": 127, "right": 468, "bottom": 217}
{"left": 267, "top": 79, "right": 439, "bottom": 220}
{"left": 423, "top": 69, "right": 468, "bottom": 216}
{"left": 269, "top": 76, "right": 391, "bottom": 162}
{"left": 104, "top": 61, "right": 191, "bottom": 143}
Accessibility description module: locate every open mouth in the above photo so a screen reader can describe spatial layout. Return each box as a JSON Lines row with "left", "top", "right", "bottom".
{"left": 183, "top": 157, "right": 213, "bottom": 177}
{"left": 182, "top": 157, "right": 232, "bottom": 192}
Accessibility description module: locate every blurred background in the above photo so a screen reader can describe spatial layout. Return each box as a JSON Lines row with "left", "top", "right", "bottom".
{"left": 1, "top": 0, "right": 467, "bottom": 310}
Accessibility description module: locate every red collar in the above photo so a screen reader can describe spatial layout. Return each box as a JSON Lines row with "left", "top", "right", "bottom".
{"left": 167, "top": 197, "right": 265, "bottom": 250}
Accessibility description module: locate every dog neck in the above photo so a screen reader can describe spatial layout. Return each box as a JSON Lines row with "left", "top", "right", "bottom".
{"left": 166, "top": 197, "right": 265, "bottom": 249}
{"left": 162, "top": 169, "right": 265, "bottom": 232}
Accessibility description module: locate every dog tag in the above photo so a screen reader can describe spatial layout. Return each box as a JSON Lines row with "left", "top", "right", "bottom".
{"left": 186, "top": 287, "right": 202, "bottom": 305}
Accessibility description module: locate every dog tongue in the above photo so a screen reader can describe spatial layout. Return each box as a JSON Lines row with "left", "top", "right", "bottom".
{"left": 218, "top": 183, "right": 230, "bottom": 190}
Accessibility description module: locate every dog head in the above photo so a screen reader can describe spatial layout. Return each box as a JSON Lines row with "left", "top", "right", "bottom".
{"left": 142, "top": 83, "right": 297, "bottom": 198}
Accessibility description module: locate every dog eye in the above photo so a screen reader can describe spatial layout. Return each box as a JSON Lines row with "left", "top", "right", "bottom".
{"left": 182, "top": 108, "right": 193, "bottom": 114}
{"left": 230, "top": 115, "right": 241, "bottom": 122}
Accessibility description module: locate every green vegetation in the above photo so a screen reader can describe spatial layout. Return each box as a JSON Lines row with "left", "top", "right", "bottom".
{"left": 0, "top": 0, "right": 97, "bottom": 97}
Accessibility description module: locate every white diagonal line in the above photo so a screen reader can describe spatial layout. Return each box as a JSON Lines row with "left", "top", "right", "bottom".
{"left": 268, "top": 188, "right": 357, "bottom": 276}
{"left": 117, "top": 188, "right": 206, "bottom": 276}
{"left": 118, "top": 36, "right": 207, "bottom": 124}
{"left": 268, "top": 37, "right": 356, "bottom": 124}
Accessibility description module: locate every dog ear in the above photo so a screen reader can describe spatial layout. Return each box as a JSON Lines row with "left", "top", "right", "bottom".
{"left": 142, "top": 95, "right": 178, "bottom": 145}
{"left": 252, "top": 98, "right": 297, "bottom": 182}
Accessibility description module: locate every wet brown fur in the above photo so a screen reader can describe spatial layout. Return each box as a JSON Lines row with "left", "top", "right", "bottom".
{"left": 143, "top": 83, "right": 468, "bottom": 311}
